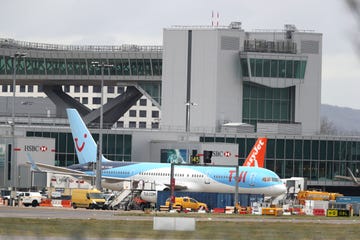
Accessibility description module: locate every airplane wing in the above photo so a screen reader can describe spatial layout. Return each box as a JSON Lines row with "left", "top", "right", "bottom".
{"left": 335, "top": 168, "right": 360, "bottom": 185}
{"left": 27, "top": 161, "right": 89, "bottom": 176}
{"left": 29, "top": 161, "right": 133, "bottom": 182}
{"left": 334, "top": 175, "right": 353, "bottom": 181}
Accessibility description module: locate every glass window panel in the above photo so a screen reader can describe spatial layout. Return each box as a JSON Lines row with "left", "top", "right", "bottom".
{"left": 265, "top": 159, "right": 275, "bottom": 172}
{"left": 276, "top": 139, "right": 284, "bottom": 159}
{"left": 267, "top": 139, "right": 275, "bottom": 158}
{"left": 285, "top": 139, "right": 294, "bottom": 159}
{"left": 124, "top": 135, "right": 132, "bottom": 154}
{"left": 273, "top": 100, "right": 281, "bottom": 120}
{"left": 255, "top": 59, "right": 262, "bottom": 77}
{"left": 67, "top": 59, "right": 74, "bottom": 75}
{"left": 250, "top": 58, "right": 255, "bottom": 77}
{"left": 144, "top": 59, "right": 151, "bottom": 76}
{"left": 303, "top": 140, "right": 311, "bottom": 160}
{"left": 258, "top": 99, "right": 265, "bottom": 118}
{"left": 242, "top": 99, "right": 250, "bottom": 119}
{"left": 319, "top": 161, "right": 326, "bottom": 179}
{"left": 263, "top": 59, "right": 270, "bottom": 77}
{"left": 116, "top": 135, "right": 124, "bottom": 155}
{"left": 295, "top": 139, "right": 302, "bottom": 159}
{"left": 311, "top": 140, "right": 319, "bottom": 160}
{"left": 245, "top": 138, "right": 256, "bottom": 156}
{"left": 237, "top": 138, "right": 246, "bottom": 158}
{"left": 320, "top": 141, "right": 327, "bottom": 160}
{"left": 59, "top": 59, "right": 66, "bottom": 75}
{"left": 250, "top": 99, "right": 257, "bottom": 118}
{"left": 136, "top": 59, "right": 144, "bottom": 75}
{"left": 334, "top": 141, "right": 340, "bottom": 160}
{"left": 264, "top": 100, "right": 272, "bottom": 120}
{"left": 340, "top": 141, "right": 347, "bottom": 160}
{"left": 123, "top": 59, "right": 130, "bottom": 75}
{"left": 240, "top": 58, "right": 249, "bottom": 77}
{"left": 286, "top": 60, "right": 293, "bottom": 78}
{"left": 0, "top": 56, "right": 5, "bottom": 74}
{"left": 279, "top": 60, "right": 286, "bottom": 78}
{"left": 280, "top": 101, "right": 289, "bottom": 121}
{"left": 303, "top": 161, "right": 311, "bottom": 178}
{"left": 216, "top": 137, "right": 225, "bottom": 143}
{"left": 243, "top": 83, "right": 250, "bottom": 98}
{"left": 270, "top": 60, "right": 278, "bottom": 77}
{"left": 294, "top": 60, "right": 301, "bottom": 78}
{"left": 300, "top": 61, "right": 307, "bottom": 78}
{"left": 285, "top": 160, "right": 294, "bottom": 178}
{"left": 327, "top": 140, "right": 334, "bottom": 160}
{"left": 294, "top": 159, "right": 303, "bottom": 177}
{"left": 130, "top": 59, "right": 138, "bottom": 75}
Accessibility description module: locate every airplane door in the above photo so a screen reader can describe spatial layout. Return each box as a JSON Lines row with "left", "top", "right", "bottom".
{"left": 249, "top": 173, "right": 256, "bottom": 186}
{"left": 204, "top": 172, "right": 211, "bottom": 184}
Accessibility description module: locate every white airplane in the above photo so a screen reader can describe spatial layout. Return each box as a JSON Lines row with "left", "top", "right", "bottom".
{"left": 31, "top": 109, "right": 286, "bottom": 202}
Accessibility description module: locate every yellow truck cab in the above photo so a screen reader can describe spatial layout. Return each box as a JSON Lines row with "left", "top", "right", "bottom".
{"left": 165, "top": 196, "right": 208, "bottom": 212}
{"left": 71, "top": 189, "right": 105, "bottom": 209}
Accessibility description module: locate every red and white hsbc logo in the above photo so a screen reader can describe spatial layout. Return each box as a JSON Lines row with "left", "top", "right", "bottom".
{"left": 24, "top": 145, "right": 48, "bottom": 152}
{"left": 212, "top": 151, "right": 232, "bottom": 157}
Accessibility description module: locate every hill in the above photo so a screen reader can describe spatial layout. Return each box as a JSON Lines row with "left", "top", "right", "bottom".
{"left": 321, "top": 104, "right": 360, "bottom": 135}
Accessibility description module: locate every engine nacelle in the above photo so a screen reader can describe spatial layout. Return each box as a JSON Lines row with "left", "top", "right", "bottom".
{"left": 140, "top": 191, "right": 157, "bottom": 203}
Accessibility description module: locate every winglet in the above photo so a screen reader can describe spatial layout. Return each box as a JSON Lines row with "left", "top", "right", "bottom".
{"left": 243, "top": 138, "right": 267, "bottom": 168}
{"left": 347, "top": 167, "right": 360, "bottom": 185}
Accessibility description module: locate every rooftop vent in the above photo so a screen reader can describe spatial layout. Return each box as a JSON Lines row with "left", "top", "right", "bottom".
{"left": 229, "top": 22, "right": 242, "bottom": 29}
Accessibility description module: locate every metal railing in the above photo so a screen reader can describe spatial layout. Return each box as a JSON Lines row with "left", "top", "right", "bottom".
{"left": 0, "top": 38, "right": 163, "bottom": 52}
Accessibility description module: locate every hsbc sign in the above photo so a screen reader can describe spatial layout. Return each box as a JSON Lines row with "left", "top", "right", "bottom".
{"left": 24, "top": 145, "right": 48, "bottom": 152}
{"left": 212, "top": 151, "right": 232, "bottom": 157}
{"left": 201, "top": 143, "right": 238, "bottom": 166}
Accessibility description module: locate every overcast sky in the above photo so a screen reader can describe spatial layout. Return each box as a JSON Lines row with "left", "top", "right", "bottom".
{"left": 1, "top": 0, "right": 360, "bottom": 109}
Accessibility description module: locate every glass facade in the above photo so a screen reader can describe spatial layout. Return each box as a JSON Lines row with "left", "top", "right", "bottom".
{"left": 242, "top": 82, "right": 295, "bottom": 127}
{"left": 0, "top": 56, "right": 162, "bottom": 77}
{"left": 26, "top": 131, "right": 132, "bottom": 167}
{"left": 200, "top": 136, "right": 360, "bottom": 182}
{"left": 241, "top": 58, "right": 306, "bottom": 79}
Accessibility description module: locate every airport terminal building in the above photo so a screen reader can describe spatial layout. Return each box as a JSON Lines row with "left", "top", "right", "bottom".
{"left": 0, "top": 22, "right": 359, "bottom": 194}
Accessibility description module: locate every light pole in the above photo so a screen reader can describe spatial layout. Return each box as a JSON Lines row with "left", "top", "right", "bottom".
{"left": 11, "top": 52, "right": 26, "bottom": 189}
{"left": 185, "top": 101, "right": 197, "bottom": 162}
{"left": 91, "top": 61, "right": 113, "bottom": 191}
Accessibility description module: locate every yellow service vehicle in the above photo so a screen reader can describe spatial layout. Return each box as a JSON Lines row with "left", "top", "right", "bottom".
{"left": 71, "top": 189, "right": 105, "bottom": 209}
{"left": 165, "top": 196, "right": 208, "bottom": 212}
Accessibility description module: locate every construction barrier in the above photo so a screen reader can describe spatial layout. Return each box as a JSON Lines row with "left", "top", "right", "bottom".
{"left": 313, "top": 209, "right": 326, "bottom": 216}
{"left": 213, "top": 208, "right": 225, "bottom": 214}
{"left": 225, "top": 206, "right": 234, "bottom": 214}
{"left": 51, "top": 199, "right": 63, "bottom": 207}
{"left": 61, "top": 200, "right": 72, "bottom": 208}
{"left": 39, "top": 199, "right": 53, "bottom": 207}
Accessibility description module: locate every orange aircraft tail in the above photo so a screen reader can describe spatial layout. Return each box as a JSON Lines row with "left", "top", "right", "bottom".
{"left": 243, "top": 138, "right": 267, "bottom": 168}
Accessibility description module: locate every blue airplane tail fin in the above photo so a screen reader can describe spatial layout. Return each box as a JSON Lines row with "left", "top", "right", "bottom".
{"left": 66, "top": 108, "right": 109, "bottom": 164}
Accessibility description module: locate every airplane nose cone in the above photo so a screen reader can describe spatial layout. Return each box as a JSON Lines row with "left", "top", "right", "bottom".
{"left": 271, "top": 183, "right": 287, "bottom": 197}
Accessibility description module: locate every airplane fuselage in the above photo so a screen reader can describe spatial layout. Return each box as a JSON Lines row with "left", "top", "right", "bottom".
{"left": 69, "top": 162, "right": 286, "bottom": 197}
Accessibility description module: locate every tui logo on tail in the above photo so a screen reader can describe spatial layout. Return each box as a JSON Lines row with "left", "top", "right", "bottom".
{"left": 74, "top": 133, "right": 87, "bottom": 152}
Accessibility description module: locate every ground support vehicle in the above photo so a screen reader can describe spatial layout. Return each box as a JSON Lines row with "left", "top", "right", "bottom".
{"left": 71, "top": 189, "right": 105, "bottom": 209}
{"left": 20, "top": 192, "right": 43, "bottom": 207}
{"left": 165, "top": 196, "right": 208, "bottom": 212}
